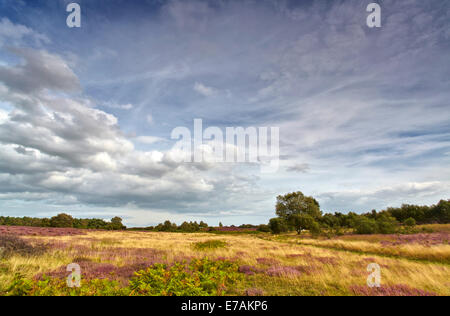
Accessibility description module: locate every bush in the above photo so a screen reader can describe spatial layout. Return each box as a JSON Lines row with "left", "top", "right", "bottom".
{"left": 268, "top": 218, "right": 289, "bottom": 234}
{"left": 257, "top": 224, "right": 271, "bottom": 232}
{"left": 353, "top": 217, "right": 378, "bottom": 234}
{"left": 129, "top": 258, "right": 242, "bottom": 296}
{"left": 193, "top": 240, "right": 227, "bottom": 250}
{"left": 403, "top": 217, "right": 416, "bottom": 227}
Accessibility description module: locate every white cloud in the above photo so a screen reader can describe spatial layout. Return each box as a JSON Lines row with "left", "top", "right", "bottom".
{"left": 194, "top": 82, "right": 217, "bottom": 97}
{"left": 134, "top": 136, "right": 165, "bottom": 145}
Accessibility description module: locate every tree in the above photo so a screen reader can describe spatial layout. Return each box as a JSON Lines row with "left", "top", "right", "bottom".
{"left": 376, "top": 215, "right": 398, "bottom": 234}
{"left": 268, "top": 218, "right": 289, "bottom": 234}
{"left": 275, "top": 191, "right": 322, "bottom": 233}
{"left": 110, "top": 217, "right": 126, "bottom": 230}
{"left": 219, "top": 222, "right": 223, "bottom": 228}
{"left": 352, "top": 216, "right": 378, "bottom": 234}
{"left": 431, "top": 200, "right": 450, "bottom": 223}
{"left": 289, "top": 214, "right": 316, "bottom": 234}
{"left": 50, "top": 213, "right": 74, "bottom": 228}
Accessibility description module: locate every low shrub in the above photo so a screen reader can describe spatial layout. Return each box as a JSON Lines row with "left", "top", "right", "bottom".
{"left": 129, "top": 258, "right": 242, "bottom": 296}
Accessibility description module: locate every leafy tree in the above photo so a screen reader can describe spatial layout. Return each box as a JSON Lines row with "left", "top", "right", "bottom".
{"left": 276, "top": 191, "right": 322, "bottom": 233}
{"left": 50, "top": 213, "right": 74, "bottom": 228}
{"left": 110, "top": 217, "right": 126, "bottom": 230}
{"left": 289, "top": 214, "right": 316, "bottom": 234}
{"left": 431, "top": 200, "right": 450, "bottom": 224}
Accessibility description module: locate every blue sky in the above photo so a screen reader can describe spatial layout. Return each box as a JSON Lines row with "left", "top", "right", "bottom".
{"left": 0, "top": 0, "right": 449, "bottom": 227}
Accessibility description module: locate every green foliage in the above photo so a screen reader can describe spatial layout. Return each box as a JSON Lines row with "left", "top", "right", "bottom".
{"left": 352, "top": 217, "right": 378, "bottom": 234}
{"left": 289, "top": 214, "right": 320, "bottom": 234}
{"left": 403, "top": 217, "right": 416, "bottom": 227}
{"left": 129, "top": 258, "right": 241, "bottom": 296}
{"left": 4, "top": 275, "right": 130, "bottom": 296}
{"left": 268, "top": 217, "right": 289, "bottom": 234}
{"left": 376, "top": 215, "right": 398, "bottom": 234}
{"left": 257, "top": 224, "right": 271, "bottom": 232}
{"left": 275, "top": 191, "right": 322, "bottom": 221}
{"left": 193, "top": 240, "right": 227, "bottom": 250}
{"left": 0, "top": 214, "right": 126, "bottom": 230}
{"left": 50, "top": 213, "right": 74, "bottom": 228}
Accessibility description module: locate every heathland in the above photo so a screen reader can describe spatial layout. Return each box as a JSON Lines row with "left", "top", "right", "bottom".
{"left": 0, "top": 223, "right": 449, "bottom": 296}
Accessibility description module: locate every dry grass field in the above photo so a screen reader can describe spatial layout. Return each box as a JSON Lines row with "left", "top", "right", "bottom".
{"left": 0, "top": 225, "right": 449, "bottom": 296}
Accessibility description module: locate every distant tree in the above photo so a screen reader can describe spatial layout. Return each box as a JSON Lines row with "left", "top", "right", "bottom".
{"left": 276, "top": 191, "right": 322, "bottom": 220}
{"left": 431, "top": 200, "right": 450, "bottom": 224}
{"left": 50, "top": 213, "right": 74, "bottom": 228}
{"left": 110, "top": 217, "right": 126, "bottom": 230}
{"left": 219, "top": 222, "right": 223, "bottom": 228}
{"left": 275, "top": 191, "right": 322, "bottom": 233}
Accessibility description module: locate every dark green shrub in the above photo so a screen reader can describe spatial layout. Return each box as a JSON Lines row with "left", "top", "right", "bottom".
{"left": 403, "top": 217, "right": 416, "bottom": 227}
{"left": 268, "top": 218, "right": 289, "bottom": 234}
{"left": 257, "top": 224, "right": 271, "bottom": 232}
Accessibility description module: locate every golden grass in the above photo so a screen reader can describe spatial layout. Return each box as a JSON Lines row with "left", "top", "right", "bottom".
{"left": 1, "top": 230, "right": 449, "bottom": 296}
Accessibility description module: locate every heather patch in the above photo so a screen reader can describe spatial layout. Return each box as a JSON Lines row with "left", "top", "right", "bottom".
{"left": 295, "top": 265, "right": 321, "bottom": 275}
{"left": 0, "top": 235, "right": 46, "bottom": 258}
{"left": 256, "top": 257, "right": 280, "bottom": 265}
{"left": 313, "top": 256, "right": 339, "bottom": 265}
{"left": 0, "top": 225, "right": 85, "bottom": 237}
{"left": 380, "top": 232, "right": 449, "bottom": 246}
{"left": 238, "top": 265, "right": 264, "bottom": 276}
{"left": 245, "top": 288, "right": 264, "bottom": 296}
{"left": 35, "top": 261, "right": 157, "bottom": 285}
{"left": 266, "top": 266, "right": 301, "bottom": 277}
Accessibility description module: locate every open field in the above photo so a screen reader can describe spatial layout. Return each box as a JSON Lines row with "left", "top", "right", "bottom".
{"left": 0, "top": 225, "right": 449, "bottom": 296}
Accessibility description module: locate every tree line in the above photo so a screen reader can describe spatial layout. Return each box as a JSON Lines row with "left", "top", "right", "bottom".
{"left": 0, "top": 213, "right": 126, "bottom": 230}
{"left": 266, "top": 191, "right": 450, "bottom": 235}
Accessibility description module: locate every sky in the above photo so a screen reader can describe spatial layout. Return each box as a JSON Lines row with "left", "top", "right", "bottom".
{"left": 0, "top": 0, "right": 449, "bottom": 227}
